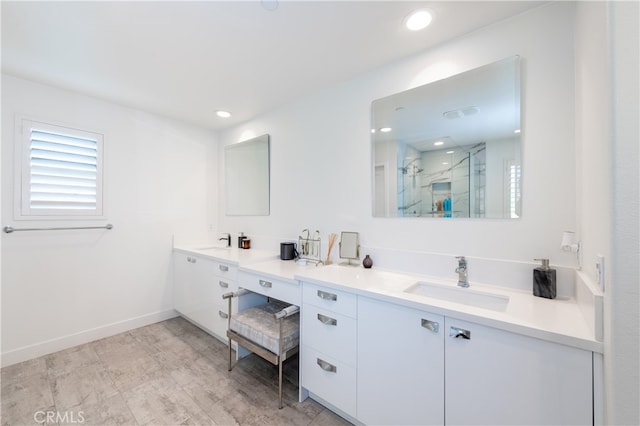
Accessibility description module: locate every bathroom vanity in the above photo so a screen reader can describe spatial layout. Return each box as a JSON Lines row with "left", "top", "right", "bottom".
{"left": 172, "top": 246, "right": 278, "bottom": 341}
{"left": 172, "top": 246, "right": 603, "bottom": 425}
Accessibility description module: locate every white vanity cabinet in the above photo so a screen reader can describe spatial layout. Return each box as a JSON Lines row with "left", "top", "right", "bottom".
{"left": 444, "top": 317, "right": 593, "bottom": 425}
{"left": 300, "top": 283, "right": 358, "bottom": 418}
{"left": 173, "top": 251, "right": 238, "bottom": 341}
{"left": 355, "top": 297, "right": 594, "bottom": 425}
{"left": 357, "top": 296, "right": 445, "bottom": 425}
{"left": 209, "top": 259, "right": 239, "bottom": 340}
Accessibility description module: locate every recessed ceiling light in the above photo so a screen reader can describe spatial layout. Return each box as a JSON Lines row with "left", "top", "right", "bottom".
{"left": 216, "top": 110, "right": 231, "bottom": 118}
{"left": 434, "top": 141, "right": 444, "bottom": 146}
{"left": 446, "top": 150, "right": 455, "bottom": 154}
{"left": 380, "top": 127, "right": 392, "bottom": 133}
{"left": 404, "top": 9, "right": 433, "bottom": 31}
{"left": 442, "top": 162, "right": 449, "bottom": 165}
{"left": 371, "top": 129, "right": 376, "bottom": 133}
{"left": 514, "top": 129, "right": 521, "bottom": 134}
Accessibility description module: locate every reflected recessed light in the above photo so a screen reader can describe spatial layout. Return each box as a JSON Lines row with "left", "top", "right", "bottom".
{"left": 216, "top": 110, "right": 231, "bottom": 118}
{"left": 514, "top": 129, "right": 521, "bottom": 134}
{"left": 404, "top": 9, "right": 433, "bottom": 31}
{"left": 371, "top": 129, "right": 376, "bottom": 133}
{"left": 442, "top": 162, "right": 449, "bottom": 165}
{"left": 434, "top": 141, "right": 444, "bottom": 146}
{"left": 380, "top": 127, "right": 392, "bottom": 133}
{"left": 446, "top": 150, "right": 455, "bottom": 154}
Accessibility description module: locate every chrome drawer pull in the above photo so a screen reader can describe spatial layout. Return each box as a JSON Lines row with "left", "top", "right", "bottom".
{"left": 219, "top": 281, "right": 229, "bottom": 288}
{"left": 450, "top": 326, "right": 471, "bottom": 340}
{"left": 317, "top": 358, "right": 337, "bottom": 373}
{"left": 317, "top": 290, "right": 337, "bottom": 301}
{"left": 259, "top": 279, "right": 272, "bottom": 288}
{"left": 421, "top": 318, "right": 440, "bottom": 333}
{"left": 218, "top": 310, "right": 228, "bottom": 319}
{"left": 317, "top": 313, "right": 337, "bottom": 326}
{"left": 219, "top": 265, "right": 229, "bottom": 272}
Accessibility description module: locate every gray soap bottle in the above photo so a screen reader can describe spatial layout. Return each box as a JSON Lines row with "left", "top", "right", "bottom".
{"left": 533, "top": 258, "right": 556, "bottom": 299}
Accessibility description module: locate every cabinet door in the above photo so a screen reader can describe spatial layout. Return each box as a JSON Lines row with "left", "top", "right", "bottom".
{"left": 358, "top": 297, "right": 445, "bottom": 425}
{"left": 173, "top": 253, "right": 217, "bottom": 332}
{"left": 445, "top": 318, "right": 592, "bottom": 425}
{"left": 173, "top": 252, "right": 194, "bottom": 315}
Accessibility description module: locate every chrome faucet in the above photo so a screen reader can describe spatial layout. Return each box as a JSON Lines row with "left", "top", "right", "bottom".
{"left": 455, "top": 256, "right": 469, "bottom": 288}
{"left": 219, "top": 233, "right": 231, "bottom": 247}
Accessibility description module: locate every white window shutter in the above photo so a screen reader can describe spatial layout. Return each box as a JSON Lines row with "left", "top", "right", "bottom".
{"left": 19, "top": 119, "right": 104, "bottom": 218}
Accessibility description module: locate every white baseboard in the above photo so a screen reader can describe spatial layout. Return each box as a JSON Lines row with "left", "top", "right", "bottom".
{"left": 1, "top": 309, "right": 178, "bottom": 367}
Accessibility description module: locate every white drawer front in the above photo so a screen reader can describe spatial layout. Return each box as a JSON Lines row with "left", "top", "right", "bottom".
{"left": 302, "top": 283, "right": 357, "bottom": 318}
{"left": 187, "top": 300, "right": 235, "bottom": 342}
{"left": 239, "top": 271, "right": 301, "bottom": 305}
{"left": 214, "top": 261, "right": 238, "bottom": 281}
{"left": 301, "top": 346, "right": 356, "bottom": 417}
{"left": 302, "top": 305, "right": 356, "bottom": 366}
{"left": 213, "top": 278, "right": 238, "bottom": 301}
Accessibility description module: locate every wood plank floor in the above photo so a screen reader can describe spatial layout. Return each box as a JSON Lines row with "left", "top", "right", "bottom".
{"left": 1, "top": 317, "right": 351, "bottom": 425}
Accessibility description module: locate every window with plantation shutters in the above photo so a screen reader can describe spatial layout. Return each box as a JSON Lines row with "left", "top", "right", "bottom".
{"left": 17, "top": 118, "right": 104, "bottom": 218}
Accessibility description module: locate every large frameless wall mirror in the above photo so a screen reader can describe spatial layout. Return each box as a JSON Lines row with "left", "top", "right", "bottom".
{"left": 225, "top": 134, "right": 270, "bottom": 216}
{"left": 372, "top": 56, "right": 521, "bottom": 219}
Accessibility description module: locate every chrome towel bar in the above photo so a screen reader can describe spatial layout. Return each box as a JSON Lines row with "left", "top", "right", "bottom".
{"left": 3, "top": 224, "right": 113, "bottom": 233}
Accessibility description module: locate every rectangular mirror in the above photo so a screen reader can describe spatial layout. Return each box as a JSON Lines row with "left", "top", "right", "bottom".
{"left": 339, "top": 231, "right": 360, "bottom": 261}
{"left": 372, "top": 56, "right": 521, "bottom": 219}
{"left": 225, "top": 134, "right": 270, "bottom": 216}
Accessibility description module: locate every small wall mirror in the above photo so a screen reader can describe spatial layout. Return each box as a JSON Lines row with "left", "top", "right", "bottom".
{"left": 339, "top": 232, "right": 360, "bottom": 264}
{"left": 225, "top": 134, "right": 270, "bottom": 216}
{"left": 372, "top": 56, "right": 521, "bottom": 219}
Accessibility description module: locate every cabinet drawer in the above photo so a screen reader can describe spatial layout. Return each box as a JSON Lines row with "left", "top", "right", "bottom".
{"left": 301, "top": 346, "right": 356, "bottom": 417}
{"left": 213, "top": 277, "right": 238, "bottom": 300}
{"left": 214, "top": 261, "right": 238, "bottom": 281}
{"left": 239, "top": 271, "right": 301, "bottom": 305}
{"left": 302, "top": 305, "right": 356, "bottom": 366}
{"left": 186, "top": 299, "right": 235, "bottom": 342}
{"left": 302, "top": 283, "right": 356, "bottom": 318}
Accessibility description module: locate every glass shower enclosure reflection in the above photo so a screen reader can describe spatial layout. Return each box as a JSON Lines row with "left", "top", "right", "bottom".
{"left": 398, "top": 143, "right": 486, "bottom": 218}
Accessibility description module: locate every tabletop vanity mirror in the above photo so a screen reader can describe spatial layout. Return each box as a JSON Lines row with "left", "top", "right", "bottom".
{"left": 372, "top": 56, "right": 521, "bottom": 219}
{"left": 339, "top": 231, "right": 360, "bottom": 265}
{"left": 225, "top": 134, "right": 270, "bottom": 216}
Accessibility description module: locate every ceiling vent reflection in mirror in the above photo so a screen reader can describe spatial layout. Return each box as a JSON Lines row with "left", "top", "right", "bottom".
{"left": 371, "top": 55, "right": 521, "bottom": 219}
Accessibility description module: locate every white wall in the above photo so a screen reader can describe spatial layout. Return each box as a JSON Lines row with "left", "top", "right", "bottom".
{"left": 575, "top": 2, "right": 640, "bottom": 424}
{"left": 1, "top": 75, "right": 217, "bottom": 365}
{"left": 219, "top": 3, "right": 577, "bottom": 266}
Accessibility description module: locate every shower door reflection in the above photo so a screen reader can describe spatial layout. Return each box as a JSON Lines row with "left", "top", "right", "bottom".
{"left": 398, "top": 143, "right": 485, "bottom": 218}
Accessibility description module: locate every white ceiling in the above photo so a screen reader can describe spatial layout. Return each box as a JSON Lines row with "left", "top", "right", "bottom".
{"left": 1, "top": 1, "right": 544, "bottom": 131}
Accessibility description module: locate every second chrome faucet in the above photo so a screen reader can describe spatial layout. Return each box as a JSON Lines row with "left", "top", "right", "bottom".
{"left": 455, "top": 256, "right": 469, "bottom": 287}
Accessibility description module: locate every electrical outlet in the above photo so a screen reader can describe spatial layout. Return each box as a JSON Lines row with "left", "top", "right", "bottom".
{"left": 596, "top": 254, "right": 605, "bottom": 292}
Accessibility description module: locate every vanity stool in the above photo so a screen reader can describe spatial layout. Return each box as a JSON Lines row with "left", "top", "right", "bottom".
{"left": 222, "top": 289, "right": 300, "bottom": 409}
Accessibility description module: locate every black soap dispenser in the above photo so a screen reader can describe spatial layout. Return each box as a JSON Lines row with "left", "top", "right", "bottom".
{"left": 533, "top": 258, "right": 556, "bottom": 299}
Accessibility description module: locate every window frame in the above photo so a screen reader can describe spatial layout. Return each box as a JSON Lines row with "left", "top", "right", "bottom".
{"left": 14, "top": 116, "right": 105, "bottom": 221}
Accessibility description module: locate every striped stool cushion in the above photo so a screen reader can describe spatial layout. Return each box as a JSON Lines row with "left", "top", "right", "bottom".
{"left": 230, "top": 300, "right": 300, "bottom": 354}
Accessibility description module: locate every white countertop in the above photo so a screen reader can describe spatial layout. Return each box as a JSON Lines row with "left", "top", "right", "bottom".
{"left": 294, "top": 264, "right": 603, "bottom": 353}
{"left": 174, "top": 246, "right": 603, "bottom": 353}
{"left": 238, "top": 258, "right": 319, "bottom": 284}
{"left": 173, "top": 244, "right": 278, "bottom": 266}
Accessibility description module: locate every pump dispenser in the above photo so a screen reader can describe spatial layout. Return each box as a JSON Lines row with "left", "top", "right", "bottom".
{"left": 533, "top": 258, "right": 556, "bottom": 299}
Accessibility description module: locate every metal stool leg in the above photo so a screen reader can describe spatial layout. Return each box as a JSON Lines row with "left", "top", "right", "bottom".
{"left": 278, "top": 357, "right": 283, "bottom": 409}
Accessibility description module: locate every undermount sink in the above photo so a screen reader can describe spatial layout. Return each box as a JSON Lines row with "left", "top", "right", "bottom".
{"left": 404, "top": 281, "right": 510, "bottom": 311}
